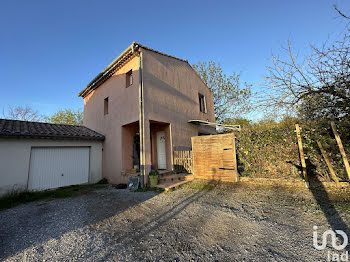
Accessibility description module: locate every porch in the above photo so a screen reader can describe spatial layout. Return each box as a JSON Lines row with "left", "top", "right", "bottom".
{"left": 121, "top": 120, "right": 173, "bottom": 176}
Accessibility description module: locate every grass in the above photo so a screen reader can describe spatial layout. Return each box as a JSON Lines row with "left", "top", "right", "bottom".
{"left": 0, "top": 184, "right": 107, "bottom": 211}
{"left": 184, "top": 179, "right": 350, "bottom": 214}
{"left": 334, "top": 201, "right": 350, "bottom": 212}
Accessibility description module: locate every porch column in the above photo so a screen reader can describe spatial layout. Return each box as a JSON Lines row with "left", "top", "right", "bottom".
{"left": 144, "top": 119, "right": 151, "bottom": 184}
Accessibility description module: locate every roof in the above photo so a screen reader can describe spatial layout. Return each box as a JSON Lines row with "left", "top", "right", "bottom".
{"left": 0, "top": 119, "right": 105, "bottom": 141}
{"left": 78, "top": 42, "right": 190, "bottom": 98}
{"left": 188, "top": 120, "right": 241, "bottom": 131}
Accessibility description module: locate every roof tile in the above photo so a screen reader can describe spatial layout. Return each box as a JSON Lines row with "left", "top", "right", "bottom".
{"left": 0, "top": 119, "right": 105, "bottom": 141}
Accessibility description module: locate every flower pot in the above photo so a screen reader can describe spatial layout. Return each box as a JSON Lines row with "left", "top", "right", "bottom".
{"left": 149, "top": 175, "right": 159, "bottom": 187}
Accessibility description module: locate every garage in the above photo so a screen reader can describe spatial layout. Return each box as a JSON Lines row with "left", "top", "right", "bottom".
{"left": 28, "top": 147, "right": 90, "bottom": 191}
{"left": 0, "top": 119, "right": 105, "bottom": 195}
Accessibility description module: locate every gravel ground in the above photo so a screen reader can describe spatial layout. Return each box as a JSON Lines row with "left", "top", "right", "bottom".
{"left": 0, "top": 182, "right": 349, "bottom": 261}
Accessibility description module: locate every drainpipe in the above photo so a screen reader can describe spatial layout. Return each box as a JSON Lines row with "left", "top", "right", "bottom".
{"left": 132, "top": 43, "right": 145, "bottom": 188}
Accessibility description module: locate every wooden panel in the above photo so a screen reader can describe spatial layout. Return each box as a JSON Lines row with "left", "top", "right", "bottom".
{"left": 317, "top": 141, "right": 340, "bottom": 187}
{"left": 331, "top": 121, "right": 350, "bottom": 181}
{"left": 191, "top": 133, "right": 237, "bottom": 182}
{"left": 295, "top": 124, "right": 308, "bottom": 182}
{"left": 173, "top": 150, "right": 193, "bottom": 173}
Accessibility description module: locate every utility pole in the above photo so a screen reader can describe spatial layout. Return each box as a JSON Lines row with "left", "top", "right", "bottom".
{"left": 133, "top": 43, "right": 145, "bottom": 188}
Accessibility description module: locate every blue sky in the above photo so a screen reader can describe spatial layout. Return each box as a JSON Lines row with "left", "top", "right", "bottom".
{"left": 0, "top": 0, "right": 349, "bottom": 117}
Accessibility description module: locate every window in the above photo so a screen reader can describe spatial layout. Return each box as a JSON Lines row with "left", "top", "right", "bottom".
{"left": 126, "top": 70, "right": 133, "bottom": 87}
{"left": 198, "top": 93, "right": 207, "bottom": 113}
{"left": 104, "top": 97, "right": 109, "bottom": 115}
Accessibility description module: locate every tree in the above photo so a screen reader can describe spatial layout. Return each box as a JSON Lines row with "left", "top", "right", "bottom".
{"left": 46, "top": 109, "right": 83, "bottom": 125}
{"left": 262, "top": 37, "right": 350, "bottom": 122}
{"left": 193, "top": 61, "right": 251, "bottom": 121}
{"left": 2, "top": 106, "right": 42, "bottom": 121}
{"left": 261, "top": 6, "right": 350, "bottom": 124}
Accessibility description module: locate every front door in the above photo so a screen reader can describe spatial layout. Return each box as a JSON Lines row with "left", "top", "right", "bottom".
{"left": 156, "top": 131, "right": 167, "bottom": 169}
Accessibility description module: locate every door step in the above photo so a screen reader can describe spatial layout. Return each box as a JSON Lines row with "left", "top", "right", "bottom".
{"left": 155, "top": 174, "right": 194, "bottom": 191}
{"left": 158, "top": 174, "right": 193, "bottom": 184}
{"left": 158, "top": 170, "right": 174, "bottom": 177}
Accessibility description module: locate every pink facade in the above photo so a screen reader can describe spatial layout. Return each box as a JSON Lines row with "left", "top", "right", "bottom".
{"left": 81, "top": 43, "right": 215, "bottom": 184}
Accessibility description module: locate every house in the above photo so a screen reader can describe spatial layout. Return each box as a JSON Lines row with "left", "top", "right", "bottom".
{"left": 79, "top": 42, "right": 216, "bottom": 185}
{"left": 0, "top": 119, "right": 104, "bottom": 195}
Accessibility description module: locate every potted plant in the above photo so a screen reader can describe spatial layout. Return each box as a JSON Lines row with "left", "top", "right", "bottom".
{"left": 149, "top": 169, "right": 159, "bottom": 187}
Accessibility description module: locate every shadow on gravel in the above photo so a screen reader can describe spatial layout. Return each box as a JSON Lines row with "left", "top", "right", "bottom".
{"left": 0, "top": 189, "right": 156, "bottom": 260}
{"left": 139, "top": 185, "right": 214, "bottom": 237}
{"left": 306, "top": 159, "right": 350, "bottom": 253}
{"left": 94, "top": 181, "right": 219, "bottom": 261}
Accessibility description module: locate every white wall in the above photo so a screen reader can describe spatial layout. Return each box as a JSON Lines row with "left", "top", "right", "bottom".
{"left": 0, "top": 138, "right": 103, "bottom": 196}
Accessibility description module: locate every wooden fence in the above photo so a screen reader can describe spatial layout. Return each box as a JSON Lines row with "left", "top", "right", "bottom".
{"left": 191, "top": 133, "right": 237, "bottom": 182}
{"left": 173, "top": 150, "right": 193, "bottom": 173}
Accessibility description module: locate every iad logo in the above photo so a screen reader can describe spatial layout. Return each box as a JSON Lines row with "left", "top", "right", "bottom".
{"left": 313, "top": 226, "right": 348, "bottom": 261}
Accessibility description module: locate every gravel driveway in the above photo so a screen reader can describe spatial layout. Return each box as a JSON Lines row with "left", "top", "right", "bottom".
{"left": 0, "top": 182, "right": 349, "bottom": 261}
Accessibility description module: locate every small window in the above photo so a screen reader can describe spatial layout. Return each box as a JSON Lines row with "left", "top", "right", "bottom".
{"left": 126, "top": 70, "right": 133, "bottom": 87}
{"left": 104, "top": 97, "right": 109, "bottom": 115}
{"left": 198, "top": 93, "right": 207, "bottom": 113}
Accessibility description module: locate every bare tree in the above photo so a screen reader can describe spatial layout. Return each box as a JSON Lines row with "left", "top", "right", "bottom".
{"left": 2, "top": 106, "right": 42, "bottom": 121}
{"left": 258, "top": 6, "right": 350, "bottom": 122}
{"left": 334, "top": 4, "right": 350, "bottom": 20}
{"left": 262, "top": 35, "right": 350, "bottom": 119}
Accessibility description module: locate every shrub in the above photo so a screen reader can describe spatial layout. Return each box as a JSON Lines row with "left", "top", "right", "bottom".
{"left": 234, "top": 117, "right": 349, "bottom": 181}
{"left": 149, "top": 170, "right": 159, "bottom": 176}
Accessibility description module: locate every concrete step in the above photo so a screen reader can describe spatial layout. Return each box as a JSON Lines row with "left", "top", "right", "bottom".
{"left": 158, "top": 174, "right": 193, "bottom": 184}
{"left": 158, "top": 170, "right": 175, "bottom": 177}
{"left": 154, "top": 177, "right": 194, "bottom": 191}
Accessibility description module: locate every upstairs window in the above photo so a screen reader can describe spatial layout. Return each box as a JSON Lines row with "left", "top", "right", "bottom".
{"left": 104, "top": 97, "right": 109, "bottom": 115}
{"left": 198, "top": 93, "right": 207, "bottom": 113}
{"left": 126, "top": 70, "right": 133, "bottom": 87}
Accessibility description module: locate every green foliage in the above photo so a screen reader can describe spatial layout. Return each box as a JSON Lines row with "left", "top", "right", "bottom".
{"left": 223, "top": 117, "right": 252, "bottom": 128}
{"left": 235, "top": 118, "right": 349, "bottom": 181}
{"left": 297, "top": 120, "right": 349, "bottom": 181}
{"left": 0, "top": 184, "right": 106, "bottom": 210}
{"left": 192, "top": 61, "right": 251, "bottom": 121}
{"left": 148, "top": 169, "right": 159, "bottom": 176}
{"left": 46, "top": 109, "right": 83, "bottom": 125}
{"left": 236, "top": 118, "right": 300, "bottom": 178}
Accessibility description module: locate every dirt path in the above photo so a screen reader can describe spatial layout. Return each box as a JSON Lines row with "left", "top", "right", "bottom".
{"left": 0, "top": 183, "right": 349, "bottom": 261}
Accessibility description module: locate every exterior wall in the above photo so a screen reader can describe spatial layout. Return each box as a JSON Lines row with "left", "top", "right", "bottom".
{"left": 142, "top": 48, "right": 216, "bottom": 174}
{"left": 83, "top": 56, "right": 140, "bottom": 184}
{"left": 0, "top": 138, "right": 103, "bottom": 196}
{"left": 82, "top": 49, "right": 216, "bottom": 184}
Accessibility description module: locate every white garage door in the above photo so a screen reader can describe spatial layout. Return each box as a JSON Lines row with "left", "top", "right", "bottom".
{"left": 28, "top": 147, "right": 90, "bottom": 191}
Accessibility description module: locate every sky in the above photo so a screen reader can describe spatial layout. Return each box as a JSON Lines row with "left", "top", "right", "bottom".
{"left": 0, "top": 0, "right": 349, "bottom": 118}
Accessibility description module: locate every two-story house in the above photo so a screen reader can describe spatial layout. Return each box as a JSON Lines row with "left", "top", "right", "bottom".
{"left": 79, "top": 42, "right": 216, "bottom": 185}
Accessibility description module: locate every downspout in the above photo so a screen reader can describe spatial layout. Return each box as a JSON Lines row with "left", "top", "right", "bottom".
{"left": 132, "top": 43, "right": 145, "bottom": 188}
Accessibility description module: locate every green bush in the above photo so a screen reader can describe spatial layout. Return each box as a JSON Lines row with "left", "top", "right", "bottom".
{"left": 234, "top": 117, "right": 349, "bottom": 181}
{"left": 236, "top": 118, "right": 299, "bottom": 179}
{"left": 148, "top": 170, "right": 159, "bottom": 176}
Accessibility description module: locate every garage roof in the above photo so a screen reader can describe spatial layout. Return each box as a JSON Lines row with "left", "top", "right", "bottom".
{"left": 0, "top": 119, "right": 105, "bottom": 141}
